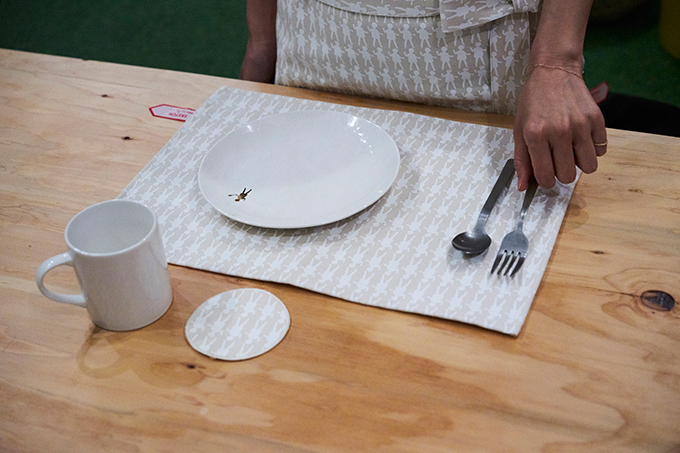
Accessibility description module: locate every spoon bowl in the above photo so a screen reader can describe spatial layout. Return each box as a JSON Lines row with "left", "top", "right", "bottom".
{"left": 452, "top": 230, "right": 492, "bottom": 256}
{"left": 451, "top": 159, "right": 515, "bottom": 256}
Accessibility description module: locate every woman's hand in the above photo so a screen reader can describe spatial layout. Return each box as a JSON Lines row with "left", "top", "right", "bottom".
{"left": 513, "top": 0, "right": 606, "bottom": 190}
{"left": 513, "top": 65, "right": 607, "bottom": 190}
{"left": 240, "top": 39, "right": 277, "bottom": 83}
{"left": 239, "top": 0, "right": 277, "bottom": 83}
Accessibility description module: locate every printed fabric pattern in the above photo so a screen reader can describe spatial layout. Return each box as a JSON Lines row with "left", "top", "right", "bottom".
{"left": 118, "top": 87, "right": 577, "bottom": 336}
{"left": 439, "top": 0, "right": 539, "bottom": 31}
{"left": 276, "top": 0, "right": 538, "bottom": 114}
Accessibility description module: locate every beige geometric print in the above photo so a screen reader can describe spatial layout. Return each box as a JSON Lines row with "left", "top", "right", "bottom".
{"left": 185, "top": 289, "right": 290, "bottom": 361}
{"left": 119, "top": 86, "right": 576, "bottom": 336}
{"left": 276, "top": 0, "right": 540, "bottom": 115}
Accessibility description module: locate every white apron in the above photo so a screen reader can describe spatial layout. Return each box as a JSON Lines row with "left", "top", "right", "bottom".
{"left": 275, "top": 0, "right": 540, "bottom": 115}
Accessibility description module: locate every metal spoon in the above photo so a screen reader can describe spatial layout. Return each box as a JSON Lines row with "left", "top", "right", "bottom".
{"left": 451, "top": 159, "right": 515, "bottom": 256}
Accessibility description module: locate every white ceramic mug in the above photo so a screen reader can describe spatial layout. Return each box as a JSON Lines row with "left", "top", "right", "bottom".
{"left": 36, "top": 200, "right": 172, "bottom": 331}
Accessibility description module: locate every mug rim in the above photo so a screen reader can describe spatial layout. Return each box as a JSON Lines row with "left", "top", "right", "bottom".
{"left": 64, "top": 199, "right": 158, "bottom": 257}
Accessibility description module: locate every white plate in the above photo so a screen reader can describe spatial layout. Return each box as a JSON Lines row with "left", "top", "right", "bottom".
{"left": 198, "top": 110, "right": 400, "bottom": 228}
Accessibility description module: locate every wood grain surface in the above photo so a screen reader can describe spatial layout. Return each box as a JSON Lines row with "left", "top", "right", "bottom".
{"left": 1, "top": 49, "right": 679, "bottom": 452}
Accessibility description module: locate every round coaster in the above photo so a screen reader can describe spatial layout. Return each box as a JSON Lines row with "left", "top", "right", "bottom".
{"left": 185, "top": 288, "right": 290, "bottom": 361}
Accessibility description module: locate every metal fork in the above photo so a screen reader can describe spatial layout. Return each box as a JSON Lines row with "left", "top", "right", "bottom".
{"left": 490, "top": 179, "right": 539, "bottom": 277}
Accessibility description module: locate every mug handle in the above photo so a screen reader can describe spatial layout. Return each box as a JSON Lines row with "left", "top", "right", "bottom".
{"left": 36, "top": 252, "right": 87, "bottom": 308}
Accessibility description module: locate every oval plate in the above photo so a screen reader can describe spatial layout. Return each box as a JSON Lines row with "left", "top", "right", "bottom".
{"left": 198, "top": 110, "right": 400, "bottom": 229}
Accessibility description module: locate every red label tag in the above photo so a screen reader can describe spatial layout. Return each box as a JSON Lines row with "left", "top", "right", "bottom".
{"left": 589, "top": 81, "right": 609, "bottom": 104}
{"left": 149, "top": 104, "right": 195, "bottom": 122}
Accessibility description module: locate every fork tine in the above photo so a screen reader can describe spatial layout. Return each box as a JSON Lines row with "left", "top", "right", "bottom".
{"left": 501, "top": 252, "right": 514, "bottom": 275}
{"left": 491, "top": 179, "right": 538, "bottom": 277}
{"left": 510, "top": 255, "right": 526, "bottom": 277}
{"left": 490, "top": 251, "right": 504, "bottom": 274}
{"left": 492, "top": 251, "right": 510, "bottom": 275}
{"left": 502, "top": 253, "right": 517, "bottom": 276}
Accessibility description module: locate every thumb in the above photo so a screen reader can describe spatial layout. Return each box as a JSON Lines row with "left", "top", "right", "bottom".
{"left": 513, "top": 134, "right": 532, "bottom": 192}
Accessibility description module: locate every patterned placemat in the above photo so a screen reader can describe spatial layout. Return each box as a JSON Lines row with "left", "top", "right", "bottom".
{"left": 119, "top": 87, "right": 576, "bottom": 335}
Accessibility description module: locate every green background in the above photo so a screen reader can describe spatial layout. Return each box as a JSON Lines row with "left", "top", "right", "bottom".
{"left": 1, "top": 0, "right": 678, "bottom": 107}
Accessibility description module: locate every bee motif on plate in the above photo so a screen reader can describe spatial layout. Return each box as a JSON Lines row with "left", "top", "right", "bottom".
{"left": 229, "top": 188, "right": 252, "bottom": 202}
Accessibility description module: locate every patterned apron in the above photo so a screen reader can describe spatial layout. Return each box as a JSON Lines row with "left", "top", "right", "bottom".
{"left": 276, "top": 0, "right": 540, "bottom": 115}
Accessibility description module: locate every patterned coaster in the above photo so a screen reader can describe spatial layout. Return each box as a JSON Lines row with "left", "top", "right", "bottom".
{"left": 185, "top": 289, "right": 290, "bottom": 361}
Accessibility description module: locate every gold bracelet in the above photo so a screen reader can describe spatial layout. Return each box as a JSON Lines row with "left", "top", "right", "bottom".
{"left": 525, "top": 64, "right": 583, "bottom": 80}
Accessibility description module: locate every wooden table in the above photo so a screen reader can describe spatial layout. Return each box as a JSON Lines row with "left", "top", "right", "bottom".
{"left": 1, "top": 49, "right": 679, "bottom": 452}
